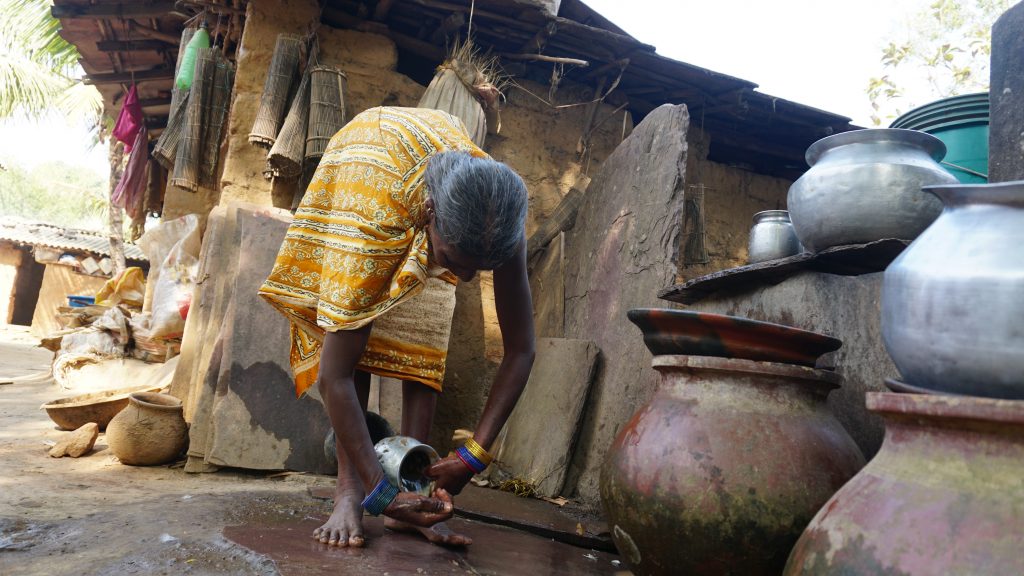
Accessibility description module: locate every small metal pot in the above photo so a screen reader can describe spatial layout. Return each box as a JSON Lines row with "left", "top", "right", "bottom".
{"left": 748, "top": 210, "right": 802, "bottom": 263}
{"left": 374, "top": 435, "right": 439, "bottom": 496}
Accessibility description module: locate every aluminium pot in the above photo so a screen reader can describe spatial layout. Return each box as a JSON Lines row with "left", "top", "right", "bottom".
{"left": 882, "top": 180, "right": 1024, "bottom": 398}
{"left": 748, "top": 210, "right": 802, "bottom": 263}
{"left": 787, "top": 128, "right": 957, "bottom": 252}
{"left": 374, "top": 435, "right": 439, "bottom": 496}
{"left": 785, "top": 392, "right": 1024, "bottom": 575}
{"left": 600, "top": 355, "right": 864, "bottom": 576}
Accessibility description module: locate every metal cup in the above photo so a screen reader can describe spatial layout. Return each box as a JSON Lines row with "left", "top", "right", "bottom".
{"left": 374, "top": 435, "right": 439, "bottom": 496}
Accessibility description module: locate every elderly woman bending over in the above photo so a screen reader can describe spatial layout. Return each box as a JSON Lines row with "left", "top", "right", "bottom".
{"left": 259, "top": 106, "right": 535, "bottom": 547}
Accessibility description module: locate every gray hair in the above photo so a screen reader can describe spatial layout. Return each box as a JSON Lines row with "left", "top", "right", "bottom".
{"left": 425, "top": 151, "right": 528, "bottom": 269}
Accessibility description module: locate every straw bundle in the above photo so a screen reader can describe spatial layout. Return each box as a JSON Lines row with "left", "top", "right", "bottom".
{"left": 418, "top": 68, "right": 487, "bottom": 146}
{"left": 199, "top": 52, "right": 235, "bottom": 189}
{"left": 249, "top": 34, "right": 303, "bottom": 148}
{"left": 267, "top": 55, "right": 313, "bottom": 178}
{"left": 153, "top": 88, "right": 189, "bottom": 170}
{"left": 305, "top": 66, "right": 347, "bottom": 163}
{"left": 170, "top": 47, "right": 216, "bottom": 191}
{"left": 167, "top": 27, "right": 196, "bottom": 125}
{"left": 153, "top": 26, "right": 197, "bottom": 170}
{"left": 417, "top": 40, "right": 504, "bottom": 147}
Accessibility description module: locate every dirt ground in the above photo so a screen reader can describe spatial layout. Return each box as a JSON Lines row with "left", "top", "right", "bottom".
{"left": 0, "top": 325, "right": 623, "bottom": 576}
{"left": 0, "top": 325, "right": 334, "bottom": 575}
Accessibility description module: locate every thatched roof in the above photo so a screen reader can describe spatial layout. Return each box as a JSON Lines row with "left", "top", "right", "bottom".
{"left": 53, "top": 0, "right": 856, "bottom": 178}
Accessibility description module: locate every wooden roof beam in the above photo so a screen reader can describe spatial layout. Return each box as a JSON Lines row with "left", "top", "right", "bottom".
{"left": 96, "top": 39, "right": 174, "bottom": 52}
{"left": 51, "top": 2, "right": 185, "bottom": 20}
{"left": 83, "top": 67, "right": 175, "bottom": 85}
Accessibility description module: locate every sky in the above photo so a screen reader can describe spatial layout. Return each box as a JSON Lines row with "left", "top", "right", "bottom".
{"left": 583, "top": 0, "right": 930, "bottom": 125}
{"left": 0, "top": 0, "right": 938, "bottom": 180}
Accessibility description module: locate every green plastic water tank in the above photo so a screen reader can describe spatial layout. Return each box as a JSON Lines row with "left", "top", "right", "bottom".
{"left": 890, "top": 92, "right": 989, "bottom": 183}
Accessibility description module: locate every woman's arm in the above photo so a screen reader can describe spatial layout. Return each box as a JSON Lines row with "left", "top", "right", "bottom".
{"left": 429, "top": 239, "right": 536, "bottom": 493}
{"left": 473, "top": 238, "right": 537, "bottom": 447}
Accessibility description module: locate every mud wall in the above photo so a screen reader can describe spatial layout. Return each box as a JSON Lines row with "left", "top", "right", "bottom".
{"left": 30, "top": 265, "right": 108, "bottom": 337}
{"left": 0, "top": 243, "right": 22, "bottom": 324}
{"left": 677, "top": 128, "right": 794, "bottom": 282}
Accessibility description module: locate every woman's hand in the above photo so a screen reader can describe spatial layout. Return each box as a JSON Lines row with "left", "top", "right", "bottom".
{"left": 383, "top": 489, "right": 454, "bottom": 527}
{"left": 426, "top": 454, "right": 475, "bottom": 495}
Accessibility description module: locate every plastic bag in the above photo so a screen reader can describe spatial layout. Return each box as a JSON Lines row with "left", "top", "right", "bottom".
{"left": 138, "top": 214, "right": 201, "bottom": 340}
{"left": 95, "top": 267, "right": 147, "bottom": 309}
{"left": 175, "top": 26, "right": 210, "bottom": 90}
{"left": 59, "top": 307, "right": 130, "bottom": 358}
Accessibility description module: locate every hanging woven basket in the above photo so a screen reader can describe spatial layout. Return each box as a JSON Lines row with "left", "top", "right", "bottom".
{"left": 305, "top": 66, "right": 348, "bottom": 163}
{"left": 268, "top": 57, "right": 313, "bottom": 178}
{"left": 249, "top": 34, "right": 303, "bottom": 148}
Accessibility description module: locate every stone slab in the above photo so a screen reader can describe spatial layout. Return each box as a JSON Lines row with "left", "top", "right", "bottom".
{"left": 223, "top": 516, "right": 621, "bottom": 576}
{"left": 493, "top": 337, "right": 598, "bottom": 498}
{"left": 529, "top": 233, "right": 565, "bottom": 338}
{"left": 204, "top": 206, "right": 333, "bottom": 473}
{"left": 562, "top": 104, "right": 690, "bottom": 508}
{"left": 182, "top": 205, "right": 241, "bottom": 461}
{"left": 168, "top": 205, "right": 227, "bottom": 415}
{"left": 659, "top": 238, "right": 911, "bottom": 305}
{"left": 688, "top": 270, "right": 897, "bottom": 458}
{"left": 454, "top": 484, "right": 614, "bottom": 552}
{"left": 989, "top": 2, "right": 1024, "bottom": 182}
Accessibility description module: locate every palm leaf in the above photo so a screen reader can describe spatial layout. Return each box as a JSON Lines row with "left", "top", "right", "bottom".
{"left": 0, "top": 0, "right": 99, "bottom": 120}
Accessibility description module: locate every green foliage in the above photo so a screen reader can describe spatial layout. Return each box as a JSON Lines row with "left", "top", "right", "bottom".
{"left": 866, "top": 0, "right": 1012, "bottom": 126}
{"left": 0, "top": 0, "right": 103, "bottom": 131}
{"left": 0, "top": 161, "right": 108, "bottom": 230}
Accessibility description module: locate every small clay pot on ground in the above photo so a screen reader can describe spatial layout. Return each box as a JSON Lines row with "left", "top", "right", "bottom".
{"left": 106, "top": 392, "right": 188, "bottom": 466}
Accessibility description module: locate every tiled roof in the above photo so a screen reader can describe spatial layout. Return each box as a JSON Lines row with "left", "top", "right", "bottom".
{"left": 0, "top": 218, "right": 147, "bottom": 261}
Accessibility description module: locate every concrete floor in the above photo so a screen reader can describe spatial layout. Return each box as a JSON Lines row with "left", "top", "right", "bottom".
{"left": 0, "top": 325, "right": 624, "bottom": 575}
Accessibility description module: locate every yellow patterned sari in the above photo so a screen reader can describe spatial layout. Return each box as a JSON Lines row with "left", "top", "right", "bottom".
{"left": 258, "top": 107, "right": 487, "bottom": 397}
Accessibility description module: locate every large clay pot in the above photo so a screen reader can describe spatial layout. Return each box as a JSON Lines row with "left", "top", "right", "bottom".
{"left": 106, "top": 392, "right": 188, "bottom": 466}
{"left": 785, "top": 392, "right": 1024, "bottom": 575}
{"left": 600, "top": 356, "right": 865, "bottom": 576}
{"left": 787, "top": 128, "right": 957, "bottom": 252}
{"left": 882, "top": 180, "right": 1024, "bottom": 398}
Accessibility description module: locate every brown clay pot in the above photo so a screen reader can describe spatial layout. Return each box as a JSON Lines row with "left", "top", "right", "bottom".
{"left": 785, "top": 392, "right": 1024, "bottom": 575}
{"left": 106, "top": 392, "right": 188, "bottom": 466}
{"left": 600, "top": 355, "right": 865, "bottom": 576}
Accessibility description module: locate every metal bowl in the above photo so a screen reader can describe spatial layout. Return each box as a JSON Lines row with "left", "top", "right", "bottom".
{"left": 627, "top": 308, "right": 842, "bottom": 367}
{"left": 40, "top": 385, "right": 164, "bottom": 431}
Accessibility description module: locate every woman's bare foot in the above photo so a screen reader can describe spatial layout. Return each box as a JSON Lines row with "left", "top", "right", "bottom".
{"left": 313, "top": 489, "right": 365, "bottom": 547}
{"left": 383, "top": 489, "right": 453, "bottom": 527}
{"left": 384, "top": 517, "right": 473, "bottom": 547}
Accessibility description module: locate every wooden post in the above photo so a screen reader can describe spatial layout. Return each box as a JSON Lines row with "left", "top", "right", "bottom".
{"left": 526, "top": 175, "right": 591, "bottom": 262}
{"left": 107, "top": 138, "right": 127, "bottom": 276}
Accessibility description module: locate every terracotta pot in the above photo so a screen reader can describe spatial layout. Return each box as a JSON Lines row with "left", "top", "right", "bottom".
{"left": 106, "top": 392, "right": 188, "bottom": 466}
{"left": 600, "top": 356, "right": 865, "bottom": 576}
{"left": 785, "top": 392, "right": 1024, "bottom": 575}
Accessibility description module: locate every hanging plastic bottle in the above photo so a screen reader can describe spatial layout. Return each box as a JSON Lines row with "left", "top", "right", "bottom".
{"left": 175, "top": 22, "right": 210, "bottom": 90}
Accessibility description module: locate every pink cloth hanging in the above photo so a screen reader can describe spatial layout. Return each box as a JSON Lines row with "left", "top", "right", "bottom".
{"left": 112, "top": 85, "right": 144, "bottom": 152}
{"left": 112, "top": 127, "right": 149, "bottom": 220}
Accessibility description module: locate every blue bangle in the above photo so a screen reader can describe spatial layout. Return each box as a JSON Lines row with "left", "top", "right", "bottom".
{"left": 456, "top": 445, "right": 487, "bottom": 474}
{"left": 362, "top": 477, "right": 400, "bottom": 516}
